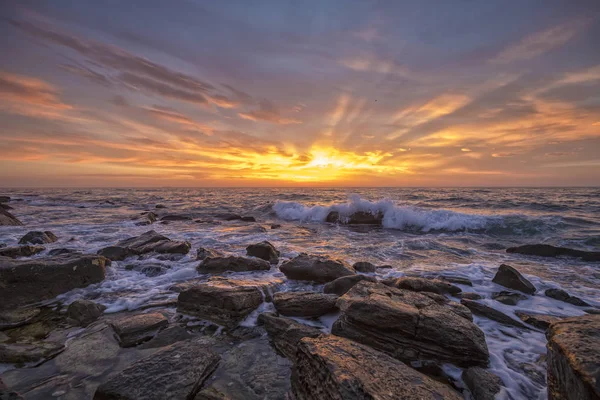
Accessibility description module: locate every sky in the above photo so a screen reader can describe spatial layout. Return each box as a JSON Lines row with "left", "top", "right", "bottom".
{"left": 0, "top": 0, "right": 599, "bottom": 187}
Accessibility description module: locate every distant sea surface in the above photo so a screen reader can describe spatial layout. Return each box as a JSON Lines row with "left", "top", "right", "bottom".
{"left": 2, "top": 187, "right": 600, "bottom": 399}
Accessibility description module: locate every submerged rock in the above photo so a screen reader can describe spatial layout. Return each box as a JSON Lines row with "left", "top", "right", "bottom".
{"left": 332, "top": 281, "right": 489, "bottom": 367}
{"left": 273, "top": 291, "right": 338, "bottom": 317}
{"left": 160, "top": 214, "right": 192, "bottom": 221}
{"left": 18, "top": 231, "right": 58, "bottom": 245}
{"left": 385, "top": 276, "right": 462, "bottom": 295}
{"left": 545, "top": 288, "right": 590, "bottom": 307}
{"left": 67, "top": 300, "right": 106, "bottom": 327}
{"left": 515, "top": 311, "right": 564, "bottom": 330}
{"left": 492, "top": 291, "right": 527, "bottom": 306}
{"left": 0, "top": 208, "right": 22, "bottom": 226}
{"left": 462, "top": 367, "right": 503, "bottom": 400}
{"left": 460, "top": 292, "right": 483, "bottom": 300}
{"left": 0, "top": 255, "right": 108, "bottom": 309}
{"left": 0, "top": 245, "right": 45, "bottom": 259}
{"left": 246, "top": 241, "right": 280, "bottom": 264}
{"left": 507, "top": 243, "right": 600, "bottom": 262}
{"left": 196, "top": 247, "right": 222, "bottom": 261}
{"left": 492, "top": 264, "right": 536, "bottom": 294}
{"left": 280, "top": 254, "right": 355, "bottom": 283}
{"left": 197, "top": 256, "right": 271, "bottom": 274}
{"left": 94, "top": 339, "right": 220, "bottom": 400}
{"left": 546, "top": 315, "right": 600, "bottom": 400}
{"left": 323, "top": 274, "right": 377, "bottom": 296}
{"left": 291, "top": 335, "right": 462, "bottom": 400}
{"left": 98, "top": 230, "right": 191, "bottom": 260}
{"left": 110, "top": 312, "right": 168, "bottom": 347}
{"left": 258, "top": 312, "right": 322, "bottom": 361}
{"left": 48, "top": 248, "right": 80, "bottom": 256}
{"left": 460, "top": 299, "right": 529, "bottom": 329}
{"left": 133, "top": 211, "right": 157, "bottom": 226}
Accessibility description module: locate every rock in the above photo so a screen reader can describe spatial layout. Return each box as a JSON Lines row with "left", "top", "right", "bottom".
{"left": 462, "top": 367, "right": 503, "bottom": 400}
{"left": 177, "top": 278, "right": 265, "bottom": 327}
{"left": 273, "top": 292, "right": 338, "bottom": 317}
{"left": 325, "top": 211, "right": 340, "bottom": 223}
{"left": 280, "top": 254, "right": 355, "bottom": 283}
{"left": 515, "top": 311, "right": 564, "bottom": 330}
{"left": 0, "top": 196, "right": 10, "bottom": 203}
{"left": 585, "top": 308, "right": 600, "bottom": 315}
{"left": 67, "top": 300, "right": 106, "bottom": 327}
{"left": 460, "top": 299, "right": 529, "bottom": 329}
{"left": 109, "top": 312, "right": 168, "bottom": 347}
{"left": 492, "top": 264, "right": 536, "bottom": 294}
{"left": 352, "top": 261, "right": 376, "bottom": 273}
{"left": 125, "top": 263, "right": 169, "bottom": 277}
{"left": 48, "top": 248, "right": 79, "bottom": 256}
{"left": 0, "top": 208, "right": 22, "bottom": 226}
{"left": 0, "top": 341, "right": 64, "bottom": 364}
{"left": 134, "top": 211, "right": 157, "bottom": 225}
{"left": 0, "top": 308, "right": 41, "bottom": 329}
{"left": 196, "top": 247, "right": 222, "bottom": 261}
{"left": 439, "top": 275, "right": 473, "bottom": 286}
{"left": 258, "top": 312, "right": 322, "bottom": 361}
{"left": 0, "top": 255, "right": 108, "bottom": 309}
{"left": 0, "top": 245, "right": 45, "bottom": 259}
{"left": 137, "top": 325, "right": 192, "bottom": 349}
{"left": 93, "top": 339, "right": 220, "bottom": 400}
{"left": 0, "top": 377, "right": 24, "bottom": 399}
{"left": 386, "top": 276, "right": 462, "bottom": 295}
{"left": 246, "top": 241, "right": 280, "bottom": 264}
{"left": 545, "top": 288, "right": 591, "bottom": 307}
{"left": 546, "top": 315, "right": 600, "bottom": 400}
{"left": 197, "top": 256, "right": 271, "bottom": 274}
{"left": 460, "top": 292, "right": 483, "bottom": 300}
{"left": 155, "top": 204, "right": 166, "bottom": 209}
{"left": 99, "top": 230, "right": 191, "bottom": 259}
{"left": 507, "top": 243, "right": 600, "bottom": 262}
{"left": 348, "top": 210, "right": 384, "bottom": 225}
{"left": 0, "top": 203, "right": 13, "bottom": 210}
{"left": 18, "top": 231, "right": 58, "bottom": 245}
{"left": 291, "top": 335, "right": 462, "bottom": 400}
{"left": 323, "top": 274, "right": 377, "bottom": 296}
{"left": 492, "top": 291, "right": 527, "bottom": 306}
{"left": 270, "top": 224, "right": 281, "bottom": 229}
{"left": 332, "top": 281, "right": 488, "bottom": 367}
{"left": 216, "top": 213, "right": 242, "bottom": 221}
{"left": 160, "top": 214, "right": 192, "bottom": 221}
{"left": 97, "top": 246, "right": 130, "bottom": 261}
{"left": 240, "top": 216, "right": 255, "bottom": 222}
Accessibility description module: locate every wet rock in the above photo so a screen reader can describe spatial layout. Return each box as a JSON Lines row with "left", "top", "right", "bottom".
{"left": 0, "top": 245, "right": 45, "bottom": 259}
{"left": 323, "top": 274, "right": 377, "bottom": 296}
{"left": 516, "top": 311, "right": 564, "bottom": 330}
{"left": 0, "top": 341, "right": 64, "bottom": 364}
{"left": 177, "top": 278, "right": 265, "bottom": 327}
{"left": 351, "top": 261, "right": 376, "bottom": 273}
{"left": 257, "top": 313, "right": 322, "bottom": 361}
{"left": 0, "top": 378, "right": 24, "bottom": 400}
{"left": 198, "top": 256, "right": 271, "bottom": 274}
{"left": 0, "top": 196, "right": 10, "bottom": 203}
{"left": 348, "top": 210, "right": 384, "bottom": 225}
{"left": 462, "top": 367, "right": 503, "bottom": 400}
{"left": 110, "top": 312, "right": 168, "bottom": 347}
{"left": 155, "top": 204, "right": 166, "bottom": 209}
{"left": 196, "top": 247, "right": 222, "bottom": 261}
{"left": 240, "top": 216, "right": 256, "bottom": 222}
{"left": 280, "top": 253, "right": 355, "bottom": 283}
{"left": 18, "top": 231, "right": 58, "bottom": 245}
{"left": 216, "top": 213, "right": 242, "bottom": 221}
{"left": 48, "top": 248, "right": 79, "bottom": 256}
{"left": 0, "top": 254, "right": 108, "bottom": 309}
{"left": 246, "top": 241, "right": 280, "bottom": 264}
{"left": 0, "top": 308, "right": 41, "bottom": 329}
{"left": 332, "top": 281, "right": 489, "bottom": 367}
{"left": 460, "top": 299, "right": 529, "bottom": 329}
{"left": 386, "top": 276, "right": 462, "bottom": 295}
{"left": 507, "top": 243, "right": 600, "bottom": 262}
{"left": 584, "top": 308, "right": 600, "bottom": 315}
{"left": 546, "top": 315, "right": 600, "bottom": 400}
{"left": 492, "top": 291, "right": 527, "bottom": 306}
{"left": 0, "top": 203, "right": 12, "bottom": 211}
{"left": 137, "top": 325, "right": 192, "bottom": 349}
{"left": 545, "top": 288, "right": 591, "bottom": 307}
{"left": 125, "top": 263, "right": 170, "bottom": 277}
{"left": 67, "top": 300, "right": 106, "bottom": 327}
{"left": 291, "top": 335, "right": 462, "bottom": 400}
{"left": 134, "top": 211, "right": 157, "bottom": 226}
{"left": 270, "top": 224, "right": 281, "bottom": 229}
{"left": 325, "top": 211, "right": 339, "bottom": 223}
{"left": 273, "top": 292, "right": 338, "bottom": 317}
{"left": 97, "top": 246, "right": 130, "bottom": 261}
{"left": 460, "top": 292, "right": 483, "bottom": 300}
{"left": 94, "top": 339, "right": 220, "bottom": 400}
{"left": 99, "top": 230, "right": 191, "bottom": 259}
{"left": 492, "top": 264, "right": 536, "bottom": 294}
{"left": 160, "top": 214, "right": 192, "bottom": 221}
{"left": 0, "top": 208, "right": 22, "bottom": 226}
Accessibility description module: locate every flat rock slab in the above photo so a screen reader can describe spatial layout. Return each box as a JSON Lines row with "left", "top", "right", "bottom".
{"left": 507, "top": 244, "right": 600, "bottom": 262}
{"left": 0, "top": 245, "right": 45, "bottom": 259}
{"left": 546, "top": 314, "right": 600, "bottom": 400}
{"left": 0, "top": 255, "right": 108, "bottom": 309}
{"left": 0, "top": 341, "right": 64, "bottom": 364}
{"left": 332, "top": 281, "right": 488, "bottom": 367}
{"left": 197, "top": 256, "right": 270, "bottom": 274}
{"left": 98, "top": 230, "right": 191, "bottom": 260}
{"left": 516, "top": 311, "right": 564, "bottom": 330}
{"left": 0, "top": 308, "right": 41, "bottom": 329}
{"left": 273, "top": 291, "right": 338, "bottom": 317}
{"left": 110, "top": 312, "right": 168, "bottom": 347}
{"left": 386, "top": 276, "right": 462, "bottom": 295}
{"left": 461, "top": 299, "right": 529, "bottom": 329}
{"left": 280, "top": 254, "right": 355, "bottom": 283}
{"left": 324, "top": 274, "right": 377, "bottom": 296}
{"left": 94, "top": 339, "right": 220, "bottom": 400}
{"left": 545, "top": 288, "right": 590, "bottom": 307}
{"left": 258, "top": 313, "right": 322, "bottom": 362}
{"left": 291, "top": 335, "right": 462, "bottom": 400}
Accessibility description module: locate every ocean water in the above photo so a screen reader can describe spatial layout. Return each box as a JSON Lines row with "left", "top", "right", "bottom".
{"left": 1, "top": 187, "right": 600, "bottom": 399}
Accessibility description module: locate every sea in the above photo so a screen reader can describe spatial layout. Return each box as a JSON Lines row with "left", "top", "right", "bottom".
{"left": 1, "top": 187, "right": 599, "bottom": 399}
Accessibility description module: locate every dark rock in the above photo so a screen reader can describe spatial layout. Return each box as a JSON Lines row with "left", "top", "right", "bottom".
{"left": 439, "top": 275, "right": 473, "bottom": 286}
{"left": 0, "top": 308, "right": 41, "bottom": 329}
{"left": 291, "top": 335, "right": 462, "bottom": 400}
{"left": 134, "top": 211, "right": 157, "bottom": 225}
{"left": 216, "top": 213, "right": 242, "bottom": 221}
{"left": 155, "top": 204, "right": 166, "bottom": 209}
{"left": 0, "top": 245, "right": 45, "bottom": 259}
{"left": 273, "top": 292, "right": 338, "bottom": 317}
{"left": 332, "top": 281, "right": 488, "bottom": 367}
{"left": 258, "top": 312, "right": 322, "bottom": 361}
{"left": 0, "top": 203, "right": 13, "bottom": 210}
{"left": 507, "top": 243, "right": 600, "bottom": 262}
{"left": 109, "top": 312, "right": 168, "bottom": 347}
{"left": 0, "top": 208, "right": 22, "bottom": 226}
{"left": 584, "top": 308, "right": 600, "bottom": 315}
{"left": 0, "top": 377, "right": 24, "bottom": 399}
{"left": 246, "top": 241, "right": 280, "bottom": 264}
{"left": 240, "top": 216, "right": 255, "bottom": 222}
{"left": 386, "top": 276, "right": 462, "bottom": 295}
{"left": 280, "top": 253, "right": 355, "bottom": 283}
{"left": 545, "top": 288, "right": 591, "bottom": 307}
{"left": 492, "top": 264, "right": 536, "bottom": 294}
{"left": 352, "top": 261, "right": 376, "bottom": 273}
{"left": 270, "top": 224, "right": 281, "bottom": 229}
{"left": 460, "top": 299, "right": 529, "bottom": 329}
{"left": 160, "top": 214, "right": 192, "bottom": 221}
{"left": 0, "top": 255, "right": 108, "bottom": 309}
{"left": 492, "top": 291, "right": 527, "bottom": 306}
{"left": 460, "top": 292, "right": 483, "bottom": 300}
{"left": 97, "top": 246, "right": 130, "bottom": 261}
{"left": 18, "top": 231, "right": 58, "bottom": 245}
{"left": 67, "top": 300, "right": 106, "bottom": 327}
{"left": 323, "top": 274, "right": 377, "bottom": 296}
{"left": 93, "top": 339, "right": 220, "bottom": 400}
{"left": 462, "top": 367, "right": 503, "bottom": 400}
{"left": 126, "top": 263, "right": 169, "bottom": 277}
{"left": 0, "top": 341, "right": 64, "bottom": 364}
{"left": 99, "top": 230, "right": 191, "bottom": 259}
{"left": 137, "top": 325, "right": 192, "bottom": 349}
{"left": 325, "top": 211, "right": 340, "bottom": 223}
{"left": 515, "top": 311, "right": 564, "bottom": 330}
{"left": 196, "top": 247, "right": 222, "bottom": 261}
{"left": 0, "top": 196, "right": 10, "bottom": 203}
{"left": 546, "top": 315, "right": 600, "bottom": 400}
{"left": 48, "top": 248, "right": 80, "bottom": 256}
{"left": 347, "top": 210, "right": 384, "bottom": 225}
{"left": 197, "top": 256, "right": 271, "bottom": 274}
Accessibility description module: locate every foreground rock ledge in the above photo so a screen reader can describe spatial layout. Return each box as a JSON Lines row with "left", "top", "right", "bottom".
{"left": 0, "top": 255, "right": 108, "bottom": 309}
{"left": 291, "top": 335, "right": 462, "bottom": 400}
{"left": 546, "top": 314, "right": 600, "bottom": 400}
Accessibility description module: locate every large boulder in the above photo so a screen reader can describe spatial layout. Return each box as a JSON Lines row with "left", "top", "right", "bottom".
{"left": 246, "top": 241, "right": 280, "bottom": 264}
{"left": 545, "top": 288, "right": 590, "bottom": 307}
{"left": 492, "top": 264, "right": 536, "bottom": 294}
{"left": 257, "top": 312, "right": 322, "bottom": 361}
{"left": 18, "top": 231, "right": 58, "bottom": 245}
{"left": 385, "top": 276, "right": 462, "bottom": 295}
{"left": 326, "top": 210, "right": 383, "bottom": 225}
{"left": 97, "top": 230, "right": 190, "bottom": 260}
{"left": 177, "top": 277, "right": 265, "bottom": 327}
{"left": 332, "top": 281, "right": 488, "bottom": 367}
{"left": 291, "top": 335, "right": 462, "bottom": 400}
{"left": 93, "top": 339, "right": 220, "bottom": 400}
{"left": 462, "top": 367, "right": 503, "bottom": 400}
{"left": 507, "top": 244, "right": 600, "bottom": 262}
{"left": 280, "top": 254, "right": 355, "bottom": 283}
{"left": 0, "top": 208, "right": 22, "bottom": 226}
{"left": 546, "top": 315, "right": 600, "bottom": 400}
{"left": 0, "top": 255, "right": 108, "bottom": 309}
{"left": 67, "top": 299, "right": 106, "bottom": 327}
{"left": 324, "top": 274, "right": 377, "bottom": 296}
{"left": 109, "top": 312, "right": 168, "bottom": 347}
{"left": 273, "top": 291, "right": 338, "bottom": 317}
{"left": 0, "top": 245, "right": 45, "bottom": 259}
{"left": 197, "top": 256, "right": 271, "bottom": 274}
{"left": 460, "top": 299, "right": 529, "bottom": 329}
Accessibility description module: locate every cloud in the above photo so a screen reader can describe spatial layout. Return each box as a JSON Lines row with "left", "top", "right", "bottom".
{"left": 119, "top": 72, "right": 208, "bottom": 104}
{"left": 238, "top": 100, "right": 301, "bottom": 124}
